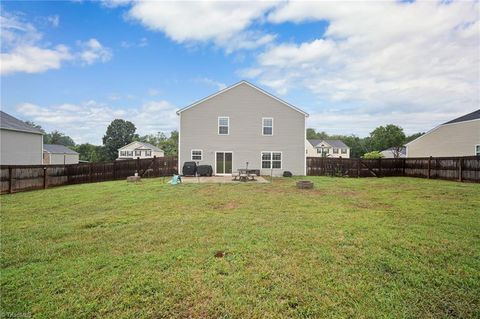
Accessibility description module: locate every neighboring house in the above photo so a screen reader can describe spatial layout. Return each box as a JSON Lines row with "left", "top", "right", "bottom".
{"left": 117, "top": 141, "right": 164, "bottom": 160}
{"left": 406, "top": 109, "right": 480, "bottom": 157}
{"left": 306, "top": 139, "right": 350, "bottom": 158}
{"left": 381, "top": 147, "right": 406, "bottom": 158}
{"left": 43, "top": 144, "right": 79, "bottom": 165}
{"left": 0, "top": 111, "right": 44, "bottom": 165}
{"left": 177, "top": 80, "right": 309, "bottom": 176}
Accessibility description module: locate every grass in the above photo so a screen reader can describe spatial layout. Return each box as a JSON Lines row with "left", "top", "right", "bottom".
{"left": 1, "top": 177, "right": 479, "bottom": 318}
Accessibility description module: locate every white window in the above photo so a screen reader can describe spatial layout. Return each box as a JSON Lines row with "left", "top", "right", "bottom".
{"left": 341, "top": 148, "right": 347, "bottom": 154}
{"left": 476, "top": 145, "right": 480, "bottom": 156}
{"left": 135, "top": 150, "right": 142, "bottom": 157}
{"left": 218, "top": 117, "right": 229, "bottom": 135}
{"left": 333, "top": 148, "right": 339, "bottom": 154}
{"left": 120, "top": 151, "right": 126, "bottom": 156}
{"left": 261, "top": 152, "right": 282, "bottom": 169}
{"left": 262, "top": 118, "right": 273, "bottom": 135}
{"left": 145, "top": 150, "right": 152, "bottom": 156}
{"left": 127, "top": 151, "right": 133, "bottom": 157}
{"left": 191, "top": 149, "right": 202, "bottom": 161}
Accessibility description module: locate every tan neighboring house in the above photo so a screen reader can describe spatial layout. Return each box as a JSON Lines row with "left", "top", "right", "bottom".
{"left": 306, "top": 139, "right": 350, "bottom": 158}
{"left": 117, "top": 141, "right": 164, "bottom": 160}
{"left": 381, "top": 147, "right": 406, "bottom": 158}
{"left": 406, "top": 109, "right": 480, "bottom": 157}
{"left": 0, "top": 111, "right": 44, "bottom": 165}
{"left": 43, "top": 144, "right": 79, "bottom": 165}
{"left": 177, "top": 81, "right": 308, "bottom": 176}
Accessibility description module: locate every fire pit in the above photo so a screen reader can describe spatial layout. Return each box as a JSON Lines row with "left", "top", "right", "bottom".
{"left": 296, "top": 180, "right": 313, "bottom": 189}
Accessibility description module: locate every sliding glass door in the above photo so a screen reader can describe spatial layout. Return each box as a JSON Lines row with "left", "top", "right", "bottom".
{"left": 216, "top": 152, "right": 233, "bottom": 174}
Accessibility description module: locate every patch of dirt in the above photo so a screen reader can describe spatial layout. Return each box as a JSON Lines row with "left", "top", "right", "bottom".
{"left": 211, "top": 201, "right": 239, "bottom": 210}
{"left": 214, "top": 251, "right": 226, "bottom": 258}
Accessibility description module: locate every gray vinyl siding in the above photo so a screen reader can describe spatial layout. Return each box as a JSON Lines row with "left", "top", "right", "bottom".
{"left": 0, "top": 129, "right": 43, "bottom": 165}
{"left": 179, "top": 83, "right": 306, "bottom": 176}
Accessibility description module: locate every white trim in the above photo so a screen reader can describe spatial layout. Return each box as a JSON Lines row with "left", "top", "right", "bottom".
{"left": 214, "top": 151, "right": 233, "bottom": 175}
{"left": 260, "top": 151, "right": 282, "bottom": 170}
{"left": 191, "top": 149, "right": 203, "bottom": 161}
{"left": 262, "top": 117, "right": 274, "bottom": 136}
{"left": 218, "top": 116, "right": 230, "bottom": 135}
{"left": 405, "top": 118, "right": 480, "bottom": 146}
{"left": 176, "top": 80, "right": 309, "bottom": 117}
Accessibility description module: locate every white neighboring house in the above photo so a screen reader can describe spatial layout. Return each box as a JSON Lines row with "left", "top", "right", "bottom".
{"left": 0, "top": 111, "right": 44, "bottom": 165}
{"left": 306, "top": 139, "right": 350, "bottom": 158}
{"left": 381, "top": 147, "right": 406, "bottom": 158}
{"left": 406, "top": 109, "right": 480, "bottom": 157}
{"left": 177, "top": 81, "right": 308, "bottom": 176}
{"left": 43, "top": 144, "right": 79, "bottom": 165}
{"left": 117, "top": 141, "right": 165, "bottom": 160}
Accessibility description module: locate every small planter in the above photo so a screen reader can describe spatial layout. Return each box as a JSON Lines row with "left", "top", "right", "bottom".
{"left": 296, "top": 180, "right": 313, "bottom": 189}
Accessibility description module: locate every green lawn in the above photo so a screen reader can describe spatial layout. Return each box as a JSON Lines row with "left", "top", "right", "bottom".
{"left": 1, "top": 177, "right": 479, "bottom": 318}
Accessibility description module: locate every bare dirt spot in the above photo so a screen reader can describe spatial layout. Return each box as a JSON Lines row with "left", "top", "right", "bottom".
{"left": 214, "top": 251, "right": 226, "bottom": 258}
{"left": 212, "top": 201, "right": 239, "bottom": 210}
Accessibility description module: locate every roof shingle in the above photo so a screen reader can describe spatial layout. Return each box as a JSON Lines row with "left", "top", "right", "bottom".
{"left": 0, "top": 111, "right": 44, "bottom": 135}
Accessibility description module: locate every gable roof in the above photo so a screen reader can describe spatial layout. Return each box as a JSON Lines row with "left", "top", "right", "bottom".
{"left": 118, "top": 141, "right": 163, "bottom": 152}
{"left": 43, "top": 144, "right": 78, "bottom": 154}
{"left": 406, "top": 109, "right": 480, "bottom": 146}
{"left": 308, "top": 139, "right": 349, "bottom": 148}
{"left": 0, "top": 111, "right": 44, "bottom": 135}
{"left": 176, "top": 80, "right": 309, "bottom": 117}
{"left": 443, "top": 109, "right": 480, "bottom": 125}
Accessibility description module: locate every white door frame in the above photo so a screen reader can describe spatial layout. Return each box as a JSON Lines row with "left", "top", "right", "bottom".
{"left": 215, "top": 151, "right": 233, "bottom": 175}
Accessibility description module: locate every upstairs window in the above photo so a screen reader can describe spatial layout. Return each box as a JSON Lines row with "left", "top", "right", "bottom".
{"left": 218, "top": 117, "right": 229, "bottom": 135}
{"left": 333, "top": 148, "right": 339, "bottom": 154}
{"left": 120, "top": 151, "right": 126, "bottom": 156}
{"left": 127, "top": 151, "right": 133, "bottom": 157}
{"left": 261, "top": 152, "right": 282, "bottom": 169}
{"left": 145, "top": 150, "right": 152, "bottom": 156}
{"left": 191, "top": 149, "right": 202, "bottom": 161}
{"left": 262, "top": 118, "right": 273, "bottom": 135}
{"left": 135, "top": 150, "right": 142, "bottom": 157}
{"left": 341, "top": 148, "right": 347, "bottom": 154}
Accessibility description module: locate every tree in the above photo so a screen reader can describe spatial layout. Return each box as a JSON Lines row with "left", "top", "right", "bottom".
{"left": 405, "top": 132, "right": 424, "bottom": 144}
{"left": 102, "top": 119, "right": 138, "bottom": 161}
{"left": 25, "top": 121, "right": 45, "bottom": 133}
{"left": 74, "top": 143, "right": 107, "bottom": 162}
{"left": 362, "top": 151, "right": 384, "bottom": 159}
{"left": 137, "top": 130, "right": 178, "bottom": 156}
{"left": 368, "top": 124, "right": 406, "bottom": 158}
{"left": 44, "top": 130, "right": 76, "bottom": 147}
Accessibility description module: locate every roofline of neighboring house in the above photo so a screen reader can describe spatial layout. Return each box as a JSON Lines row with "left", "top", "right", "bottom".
{"left": 176, "top": 80, "right": 309, "bottom": 117}
{"left": 405, "top": 117, "right": 480, "bottom": 146}
{"left": 43, "top": 151, "right": 79, "bottom": 155}
{"left": 308, "top": 139, "right": 349, "bottom": 149}
{"left": 0, "top": 127, "right": 44, "bottom": 135}
{"left": 118, "top": 141, "right": 163, "bottom": 152}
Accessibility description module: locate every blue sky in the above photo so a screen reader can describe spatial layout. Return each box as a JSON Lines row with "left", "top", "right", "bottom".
{"left": 1, "top": 1, "right": 478, "bottom": 144}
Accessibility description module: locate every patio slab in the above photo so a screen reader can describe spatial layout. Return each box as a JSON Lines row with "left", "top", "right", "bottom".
{"left": 181, "top": 175, "right": 269, "bottom": 183}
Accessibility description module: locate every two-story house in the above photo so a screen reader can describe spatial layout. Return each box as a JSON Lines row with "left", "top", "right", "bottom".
{"left": 177, "top": 81, "right": 308, "bottom": 176}
{"left": 117, "top": 141, "right": 164, "bottom": 160}
{"left": 306, "top": 139, "right": 350, "bottom": 158}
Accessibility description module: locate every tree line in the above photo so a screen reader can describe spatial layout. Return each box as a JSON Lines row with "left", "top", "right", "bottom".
{"left": 27, "top": 119, "right": 422, "bottom": 162}
{"left": 27, "top": 119, "right": 178, "bottom": 162}
{"left": 307, "top": 124, "right": 423, "bottom": 158}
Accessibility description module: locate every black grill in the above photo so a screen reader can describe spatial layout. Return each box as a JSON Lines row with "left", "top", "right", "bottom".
{"left": 182, "top": 162, "right": 197, "bottom": 176}
{"left": 197, "top": 165, "right": 213, "bottom": 176}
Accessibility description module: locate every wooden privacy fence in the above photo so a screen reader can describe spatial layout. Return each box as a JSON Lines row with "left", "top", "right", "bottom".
{"left": 1, "top": 156, "right": 178, "bottom": 194}
{"left": 306, "top": 156, "right": 480, "bottom": 183}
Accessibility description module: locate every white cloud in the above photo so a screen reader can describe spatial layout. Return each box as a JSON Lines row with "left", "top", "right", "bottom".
{"left": 125, "top": 1, "right": 278, "bottom": 51}
{"left": 47, "top": 15, "right": 60, "bottom": 27}
{"left": 16, "top": 99, "right": 178, "bottom": 144}
{"left": 120, "top": 37, "right": 148, "bottom": 48}
{"left": 241, "top": 0, "right": 479, "bottom": 133}
{"left": 77, "top": 38, "right": 112, "bottom": 65}
{"left": 194, "top": 77, "right": 227, "bottom": 91}
{"left": 0, "top": 10, "right": 112, "bottom": 75}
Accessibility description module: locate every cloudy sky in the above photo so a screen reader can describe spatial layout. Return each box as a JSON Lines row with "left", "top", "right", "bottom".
{"left": 1, "top": 0, "right": 478, "bottom": 144}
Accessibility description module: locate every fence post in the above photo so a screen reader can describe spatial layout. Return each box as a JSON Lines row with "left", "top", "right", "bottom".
{"left": 458, "top": 157, "right": 463, "bottom": 182}
{"left": 8, "top": 167, "right": 13, "bottom": 194}
{"left": 378, "top": 158, "right": 382, "bottom": 177}
{"left": 43, "top": 167, "right": 47, "bottom": 189}
{"left": 402, "top": 158, "right": 406, "bottom": 176}
{"left": 113, "top": 161, "right": 116, "bottom": 180}
{"left": 427, "top": 156, "right": 432, "bottom": 179}
{"left": 357, "top": 159, "right": 360, "bottom": 178}
{"left": 136, "top": 157, "right": 140, "bottom": 174}
{"left": 89, "top": 163, "right": 93, "bottom": 183}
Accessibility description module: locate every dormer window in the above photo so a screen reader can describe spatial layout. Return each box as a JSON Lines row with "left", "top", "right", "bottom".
{"left": 262, "top": 118, "right": 273, "bottom": 135}
{"left": 218, "top": 117, "right": 229, "bottom": 135}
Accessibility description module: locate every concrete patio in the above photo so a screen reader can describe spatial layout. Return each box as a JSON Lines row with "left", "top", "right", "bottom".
{"left": 181, "top": 175, "right": 269, "bottom": 183}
